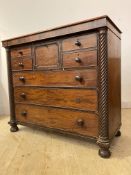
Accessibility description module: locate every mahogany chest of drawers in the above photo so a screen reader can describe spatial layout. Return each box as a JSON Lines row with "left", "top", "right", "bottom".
{"left": 2, "top": 16, "right": 121, "bottom": 158}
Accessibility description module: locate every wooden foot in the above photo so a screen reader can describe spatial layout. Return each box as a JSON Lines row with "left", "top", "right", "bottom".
{"left": 8, "top": 121, "right": 19, "bottom": 132}
{"left": 10, "top": 125, "right": 19, "bottom": 132}
{"left": 97, "top": 137, "right": 111, "bottom": 158}
{"left": 99, "top": 148, "right": 111, "bottom": 158}
{"left": 115, "top": 130, "right": 121, "bottom": 137}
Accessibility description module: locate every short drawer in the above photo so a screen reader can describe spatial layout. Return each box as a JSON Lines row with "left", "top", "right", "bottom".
{"left": 13, "top": 70, "right": 97, "bottom": 88}
{"left": 62, "top": 33, "right": 97, "bottom": 52}
{"left": 11, "top": 46, "right": 31, "bottom": 58}
{"left": 14, "top": 87, "right": 97, "bottom": 111}
{"left": 63, "top": 50, "right": 97, "bottom": 68}
{"left": 11, "top": 58, "right": 32, "bottom": 71}
{"left": 15, "top": 104, "right": 98, "bottom": 137}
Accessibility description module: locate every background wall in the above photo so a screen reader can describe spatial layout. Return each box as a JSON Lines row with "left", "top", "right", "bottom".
{"left": 0, "top": 0, "right": 131, "bottom": 115}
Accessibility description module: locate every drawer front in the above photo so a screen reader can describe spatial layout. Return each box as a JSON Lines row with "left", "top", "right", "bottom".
{"left": 11, "top": 58, "right": 32, "bottom": 71}
{"left": 62, "top": 33, "right": 97, "bottom": 52}
{"left": 11, "top": 46, "right": 31, "bottom": 58}
{"left": 14, "top": 87, "right": 97, "bottom": 111}
{"left": 63, "top": 50, "right": 97, "bottom": 68}
{"left": 34, "top": 42, "right": 59, "bottom": 70}
{"left": 15, "top": 104, "right": 98, "bottom": 137}
{"left": 13, "top": 70, "right": 97, "bottom": 88}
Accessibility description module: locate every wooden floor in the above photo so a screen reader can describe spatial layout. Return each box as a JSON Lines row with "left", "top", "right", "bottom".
{"left": 0, "top": 109, "right": 131, "bottom": 175}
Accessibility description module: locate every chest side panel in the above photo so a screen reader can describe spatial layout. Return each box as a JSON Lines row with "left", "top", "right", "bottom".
{"left": 107, "top": 29, "right": 121, "bottom": 139}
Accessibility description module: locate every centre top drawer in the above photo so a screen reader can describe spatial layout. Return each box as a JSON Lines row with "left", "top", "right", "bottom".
{"left": 62, "top": 33, "right": 97, "bottom": 52}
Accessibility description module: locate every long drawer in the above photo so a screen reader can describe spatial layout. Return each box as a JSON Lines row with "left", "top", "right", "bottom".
{"left": 13, "top": 70, "right": 97, "bottom": 87}
{"left": 14, "top": 87, "right": 97, "bottom": 111}
{"left": 15, "top": 104, "right": 98, "bottom": 137}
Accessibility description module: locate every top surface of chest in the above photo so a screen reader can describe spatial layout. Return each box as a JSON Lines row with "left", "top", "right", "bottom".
{"left": 2, "top": 15, "right": 121, "bottom": 48}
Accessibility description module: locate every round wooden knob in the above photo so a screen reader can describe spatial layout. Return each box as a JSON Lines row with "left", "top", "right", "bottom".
{"left": 21, "top": 111, "right": 27, "bottom": 116}
{"left": 18, "top": 62, "right": 24, "bottom": 67}
{"left": 77, "top": 119, "right": 84, "bottom": 127}
{"left": 75, "top": 75, "right": 83, "bottom": 82}
{"left": 19, "top": 51, "right": 23, "bottom": 55}
{"left": 19, "top": 76, "right": 25, "bottom": 82}
{"left": 75, "top": 40, "right": 81, "bottom": 46}
{"left": 20, "top": 93, "right": 26, "bottom": 98}
{"left": 75, "top": 57, "right": 81, "bottom": 63}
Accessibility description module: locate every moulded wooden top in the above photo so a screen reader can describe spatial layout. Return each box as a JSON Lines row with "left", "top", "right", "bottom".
{"left": 2, "top": 15, "right": 121, "bottom": 47}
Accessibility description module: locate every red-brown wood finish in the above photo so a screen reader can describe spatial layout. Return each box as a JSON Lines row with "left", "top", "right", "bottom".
{"left": 34, "top": 42, "right": 59, "bottom": 69}
{"left": 11, "top": 46, "right": 31, "bottom": 58}
{"left": 2, "top": 16, "right": 121, "bottom": 158}
{"left": 14, "top": 87, "right": 98, "bottom": 111}
{"left": 107, "top": 29, "right": 121, "bottom": 139}
{"left": 15, "top": 104, "right": 98, "bottom": 137}
{"left": 11, "top": 58, "right": 32, "bottom": 71}
{"left": 62, "top": 33, "right": 97, "bottom": 51}
{"left": 13, "top": 70, "right": 97, "bottom": 87}
{"left": 63, "top": 50, "right": 97, "bottom": 68}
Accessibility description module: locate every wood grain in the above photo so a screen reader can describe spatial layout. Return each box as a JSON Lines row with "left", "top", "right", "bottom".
{"left": 15, "top": 104, "right": 98, "bottom": 137}
{"left": 13, "top": 69, "right": 97, "bottom": 87}
{"left": 11, "top": 58, "right": 32, "bottom": 71}
{"left": 107, "top": 29, "right": 121, "bottom": 138}
{"left": 14, "top": 87, "right": 98, "bottom": 111}
{"left": 62, "top": 33, "right": 97, "bottom": 51}
{"left": 11, "top": 46, "right": 31, "bottom": 58}
{"left": 34, "top": 42, "right": 59, "bottom": 69}
{"left": 63, "top": 49, "right": 97, "bottom": 68}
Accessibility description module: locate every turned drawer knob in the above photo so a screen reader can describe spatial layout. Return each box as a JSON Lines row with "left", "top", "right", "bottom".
{"left": 77, "top": 119, "right": 84, "bottom": 127}
{"left": 18, "top": 51, "right": 23, "bottom": 55}
{"left": 21, "top": 111, "right": 27, "bottom": 116}
{"left": 19, "top": 76, "right": 25, "bottom": 82}
{"left": 75, "top": 75, "right": 83, "bottom": 82}
{"left": 75, "top": 57, "right": 81, "bottom": 63}
{"left": 75, "top": 40, "right": 81, "bottom": 46}
{"left": 18, "top": 62, "right": 24, "bottom": 67}
{"left": 20, "top": 93, "right": 26, "bottom": 98}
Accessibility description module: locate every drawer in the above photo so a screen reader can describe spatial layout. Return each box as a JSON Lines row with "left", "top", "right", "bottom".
{"left": 13, "top": 70, "right": 97, "bottom": 88}
{"left": 14, "top": 87, "right": 97, "bottom": 111}
{"left": 62, "top": 33, "right": 97, "bottom": 52}
{"left": 15, "top": 104, "right": 98, "bottom": 137}
{"left": 11, "top": 46, "right": 31, "bottom": 58}
{"left": 34, "top": 42, "right": 59, "bottom": 70}
{"left": 63, "top": 50, "right": 97, "bottom": 68}
{"left": 11, "top": 58, "right": 32, "bottom": 71}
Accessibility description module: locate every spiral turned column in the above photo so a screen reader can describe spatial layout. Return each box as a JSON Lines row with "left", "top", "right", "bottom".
{"left": 97, "top": 28, "right": 111, "bottom": 158}
{"left": 6, "top": 48, "right": 19, "bottom": 132}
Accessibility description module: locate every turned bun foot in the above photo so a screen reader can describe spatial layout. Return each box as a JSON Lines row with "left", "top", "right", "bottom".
{"left": 98, "top": 148, "right": 111, "bottom": 158}
{"left": 10, "top": 125, "right": 19, "bottom": 132}
{"left": 8, "top": 121, "right": 19, "bottom": 132}
{"left": 115, "top": 130, "right": 121, "bottom": 137}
